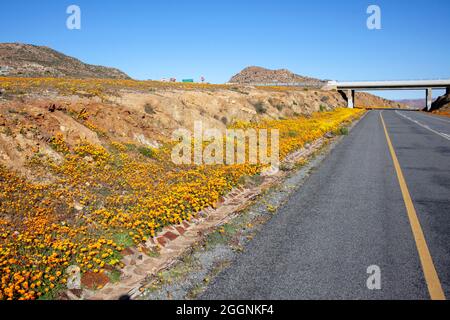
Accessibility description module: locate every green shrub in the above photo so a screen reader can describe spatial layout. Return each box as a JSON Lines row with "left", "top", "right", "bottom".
{"left": 113, "top": 232, "right": 134, "bottom": 248}
{"left": 338, "top": 127, "right": 349, "bottom": 135}
{"left": 288, "top": 130, "right": 298, "bottom": 137}
{"left": 275, "top": 104, "right": 284, "bottom": 111}
{"left": 108, "top": 269, "right": 122, "bottom": 283}
{"left": 253, "top": 102, "right": 267, "bottom": 114}
{"left": 138, "top": 146, "right": 157, "bottom": 158}
{"left": 320, "top": 96, "right": 329, "bottom": 102}
{"left": 125, "top": 143, "right": 136, "bottom": 151}
{"left": 221, "top": 116, "right": 228, "bottom": 125}
{"left": 144, "top": 103, "right": 156, "bottom": 114}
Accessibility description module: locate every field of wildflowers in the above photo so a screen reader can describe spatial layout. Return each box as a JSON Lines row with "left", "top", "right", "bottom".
{"left": 0, "top": 77, "right": 364, "bottom": 299}
{"left": 0, "top": 77, "right": 231, "bottom": 100}
{"left": 0, "top": 77, "right": 323, "bottom": 97}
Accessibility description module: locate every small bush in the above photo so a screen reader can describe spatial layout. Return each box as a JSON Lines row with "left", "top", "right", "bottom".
{"left": 288, "top": 130, "right": 298, "bottom": 137}
{"left": 138, "top": 146, "right": 157, "bottom": 158}
{"left": 3, "top": 127, "right": 13, "bottom": 136}
{"left": 238, "top": 174, "right": 265, "bottom": 187}
{"left": 253, "top": 102, "right": 267, "bottom": 114}
{"left": 337, "top": 127, "right": 349, "bottom": 135}
{"left": 275, "top": 104, "right": 284, "bottom": 111}
{"left": 230, "top": 86, "right": 249, "bottom": 95}
{"left": 319, "top": 104, "right": 327, "bottom": 112}
{"left": 108, "top": 270, "right": 122, "bottom": 283}
{"left": 221, "top": 116, "right": 228, "bottom": 125}
{"left": 113, "top": 232, "right": 134, "bottom": 248}
{"left": 320, "top": 96, "right": 329, "bottom": 102}
{"left": 125, "top": 143, "right": 136, "bottom": 151}
{"left": 144, "top": 103, "right": 156, "bottom": 114}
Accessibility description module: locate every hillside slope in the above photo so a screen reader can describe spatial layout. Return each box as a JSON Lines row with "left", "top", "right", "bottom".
{"left": 0, "top": 77, "right": 404, "bottom": 176}
{"left": 0, "top": 43, "right": 130, "bottom": 79}
{"left": 431, "top": 92, "right": 450, "bottom": 116}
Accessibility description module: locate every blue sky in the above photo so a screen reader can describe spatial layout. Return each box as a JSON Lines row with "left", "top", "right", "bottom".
{"left": 1, "top": 0, "right": 449, "bottom": 99}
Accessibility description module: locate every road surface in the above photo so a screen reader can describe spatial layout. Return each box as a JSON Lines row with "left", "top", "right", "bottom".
{"left": 201, "top": 110, "right": 449, "bottom": 300}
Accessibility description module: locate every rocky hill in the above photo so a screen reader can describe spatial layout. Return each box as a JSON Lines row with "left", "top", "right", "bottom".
{"left": 0, "top": 43, "right": 130, "bottom": 79}
{"left": 356, "top": 92, "right": 405, "bottom": 109}
{"left": 229, "top": 66, "right": 324, "bottom": 85}
{"left": 430, "top": 91, "right": 450, "bottom": 115}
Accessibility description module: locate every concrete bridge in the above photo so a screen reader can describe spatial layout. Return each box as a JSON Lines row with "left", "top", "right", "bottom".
{"left": 328, "top": 80, "right": 450, "bottom": 110}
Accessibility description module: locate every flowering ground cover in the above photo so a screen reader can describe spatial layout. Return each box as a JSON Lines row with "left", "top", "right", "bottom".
{"left": 0, "top": 78, "right": 364, "bottom": 299}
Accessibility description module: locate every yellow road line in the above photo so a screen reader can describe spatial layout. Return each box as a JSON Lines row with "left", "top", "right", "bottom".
{"left": 380, "top": 112, "right": 446, "bottom": 300}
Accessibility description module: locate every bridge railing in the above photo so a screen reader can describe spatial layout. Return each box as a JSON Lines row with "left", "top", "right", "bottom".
{"left": 228, "top": 82, "right": 325, "bottom": 88}
{"left": 334, "top": 78, "right": 450, "bottom": 82}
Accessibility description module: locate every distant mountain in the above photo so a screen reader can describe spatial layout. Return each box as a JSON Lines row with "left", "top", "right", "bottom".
{"left": 0, "top": 43, "right": 130, "bottom": 79}
{"left": 229, "top": 66, "right": 324, "bottom": 85}
{"left": 395, "top": 99, "right": 425, "bottom": 109}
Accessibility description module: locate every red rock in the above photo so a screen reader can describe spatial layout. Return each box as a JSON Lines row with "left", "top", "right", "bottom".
{"left": 81, "top": 271, "right": 109, "bottom": 290}
{"left": 156, "top": 237, "right": 167, "bottom": 247}
{"left": 163, "top": 231, "right": 178, "bottom": 241}
{"left": 175, "top": 226, "right": 185, "bottom": 235}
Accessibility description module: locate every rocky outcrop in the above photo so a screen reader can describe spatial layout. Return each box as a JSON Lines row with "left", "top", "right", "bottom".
{"left": 229, "top": 66, "right": 324, "bottom": 86}
{"left": 430, "top": 90, "right": 450, "bottom": 112}
{"left": 0, "top": 43, "right": 130, "bottom": 79}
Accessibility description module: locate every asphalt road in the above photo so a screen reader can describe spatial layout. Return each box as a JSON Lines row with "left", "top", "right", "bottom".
{"left": 201, "top": 110, "right": 449, "bottom": 300}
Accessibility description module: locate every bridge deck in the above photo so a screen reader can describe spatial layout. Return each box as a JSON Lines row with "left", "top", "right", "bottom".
{"left": 334, "top": 80, "right": 450, "bottom": 90}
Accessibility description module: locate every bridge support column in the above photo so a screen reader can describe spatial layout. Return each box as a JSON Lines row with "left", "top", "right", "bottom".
{"left": 338, "top": 89, "right": 355, "bottom": 108}
{"left": 446, "top": 87, "right": 450, "bottom": 95}
{"left": 348, "top": 90, "right": 355, "bottom": 109}
{"left": 426, "top": 88, "right": 432, "bottom": 111}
